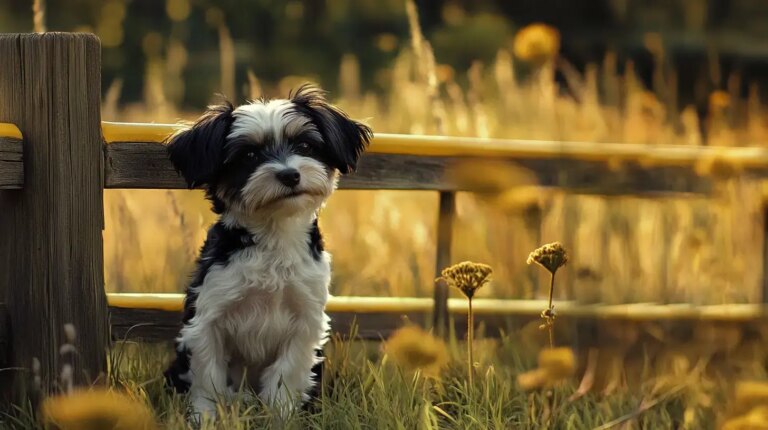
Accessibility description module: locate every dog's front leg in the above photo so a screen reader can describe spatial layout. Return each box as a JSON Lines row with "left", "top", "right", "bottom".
{"left": 259, "top": 334, "right": 319, "bottom": 417}
{"left": 185, "top": 321, "right": 228, "bottom": 421}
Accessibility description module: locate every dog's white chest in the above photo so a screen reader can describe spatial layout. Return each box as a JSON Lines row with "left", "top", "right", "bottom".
{"left": 194, "top": 242, "right": 331, "bottom": 366}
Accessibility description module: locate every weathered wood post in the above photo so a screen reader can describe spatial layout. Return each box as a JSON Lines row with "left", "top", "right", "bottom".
{"left": 433, "top": 191, "right": 455, "bottom": 338}
{"left": 0, "top": 33, "right": 108, "bottom": 403}
{"left": 763, "top": 205, "right": 768, "bottom": 304}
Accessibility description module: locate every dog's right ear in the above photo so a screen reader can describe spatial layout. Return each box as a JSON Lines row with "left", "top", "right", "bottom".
{"left": 166, "top": 102, "right": 235, "bottom": 188}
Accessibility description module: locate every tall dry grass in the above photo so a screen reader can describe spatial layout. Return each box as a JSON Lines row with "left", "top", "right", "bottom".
{"left": 103, "top": 7, "right": 766, "bottom": 305}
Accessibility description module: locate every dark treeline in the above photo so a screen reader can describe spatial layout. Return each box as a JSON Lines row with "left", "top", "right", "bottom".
{"left": 0, "top": 0, "right": 766, "bottom": 109}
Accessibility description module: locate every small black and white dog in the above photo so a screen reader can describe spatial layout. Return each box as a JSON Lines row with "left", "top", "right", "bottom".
{"left": 162, "top": 84, "right": 372, "bottom": 418}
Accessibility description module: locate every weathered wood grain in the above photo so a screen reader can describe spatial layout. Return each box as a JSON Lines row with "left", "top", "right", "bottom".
{"left": 104, "top": 141, "right": 715, "bottom": 194}
{"left": 109, "top": 305, "right": 768, "bottom": 361}
{"left": 0, "top": 137, "right": 22, "bottom": 189}
{"left": 0, "top": 33, "right": 108, "bottom": 403}
{"left": 104, "top": 142, "right": 453, "bottom": 190}
{"left": 109, "top": 307, "right": 546, "bottom": 343}
{"left": 109, "top": 307, "right": 431, "bottom": 342}
{"left": 0, "top": 304, "right": 7, "bottom": 368}
{"left": 432, "top": 192, "right": 454, "bottom": 339}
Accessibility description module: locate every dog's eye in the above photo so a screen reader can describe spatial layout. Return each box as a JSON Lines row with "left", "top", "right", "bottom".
{"left": 246, "top": 151, "right": 255, "bottom": 158}
{"left": 296, "top": 142, "right": 312, "bottom": 154}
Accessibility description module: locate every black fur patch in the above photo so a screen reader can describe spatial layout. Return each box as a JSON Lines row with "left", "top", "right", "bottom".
{"left": 289, "top": 84, "right": 372, "bottom": 174}
{"left": 308, "top": 217, "right": 324, "bottom": 262}
{"left": 303, "top": 348, "right": 326, "bottom": 413}
{"left": 163, "top": 222, "right": 255, "bottom": 393}
{"left": 166, "top": 102, "right": 235, "bottom": 189}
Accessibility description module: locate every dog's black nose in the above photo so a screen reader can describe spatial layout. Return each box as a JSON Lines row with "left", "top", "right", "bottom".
{"left": 276, "top": 168, "right": 301, "bottom": 187}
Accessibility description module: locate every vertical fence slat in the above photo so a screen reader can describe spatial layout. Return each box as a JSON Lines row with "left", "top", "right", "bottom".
{"left": 0, "top": 33, "right": 107, "bottom": 403}
{"left": 433, "top": 191, "right": 455, "bottom": 338}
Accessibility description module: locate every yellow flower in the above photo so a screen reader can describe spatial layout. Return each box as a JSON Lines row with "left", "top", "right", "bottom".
{"left": 440, "top": 261, "right": 493, "bottom": 299}
{"left": 516, "top": 368, "right": 547, "bottom": 391}
{"left": 527, "top": 242, "right": 568, "bottom": 275}
{"left": 730, "top": 381, "right": 768, "bottom": 417}
{"left": 538, "top": 347, "right": 576, "bottom": 380}
{"left": 512, "top": 23, "right": 560, "bottom": 65}
{"left": 40, "top": 388, "right": 157, "bottom": 430}
{"left": 385, "top": 325, "right": 449, "bottom": 377}
{"left": 722, "top": 406, "right": 768, "bottom": 430}
{"left": 517, "top": 347, "right": 577, "bottom": 391}
{"left": 709, "top": 90, "right": 731, "bottom": 112}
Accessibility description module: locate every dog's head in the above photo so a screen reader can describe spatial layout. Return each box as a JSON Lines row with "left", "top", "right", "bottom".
{"left": 166, "top": 84, "right": 372, "bottom": 217}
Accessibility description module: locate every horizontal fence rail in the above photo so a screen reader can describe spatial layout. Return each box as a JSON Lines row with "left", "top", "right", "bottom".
{"left": 0, "top": 123, "right": 22, "bottom": 189}
{"left": 5, "top": 121, "right": 768, "bottom": 193}
{"left": 92, "top": 123, "right": 768, "bottom": 194}
{"left": 107, "top": 293, "right": 768, "bottom": 321}
{"left": 106, "top": 294, "right": 768, "bottom": 344}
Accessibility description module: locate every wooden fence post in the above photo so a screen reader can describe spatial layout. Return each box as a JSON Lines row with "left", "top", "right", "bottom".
{"left": 763, "top": 205, "right": 768, "bottom": 304}
{"left": 433, "top": 191, "right": 455, "bottom": 338}
{"left": 0, "top": 33, "right": 107, "bottom": 403}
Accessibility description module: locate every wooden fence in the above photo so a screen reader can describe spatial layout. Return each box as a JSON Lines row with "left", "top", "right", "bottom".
{"left": 3, "top": 32, "right": 768, "bottom": 403}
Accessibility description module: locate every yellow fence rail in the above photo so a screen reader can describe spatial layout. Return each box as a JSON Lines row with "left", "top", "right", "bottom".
{"left": 106, "top": 293, "right": 767, "bottom": 322}
{"left": 100, "top": 121, "right": 768, "bottom": 170}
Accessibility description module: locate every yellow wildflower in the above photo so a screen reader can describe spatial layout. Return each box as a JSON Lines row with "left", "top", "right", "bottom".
{"left": 512, "top": 23, "right": 560, "bottom": 65}
{"left": 40, "top": 388, "right": 157, "bottom": 430}
{"left": 538, "top": 347, "right": 576, "bottom": 380}
{"left": 516, "top": 368, "right": 547, "bottom": 391}
{"left": 385, "top": 325, "right": 449, "bottom": 377}
{"left": 730, "top": 381, "right": 768, "bottom": 417}
{"left": 517, "top": 347, "right": 577, "bottom": 391}
{"left": 722, "top": 406, "right": 768, "bottom": 430}
{"left": 709, "top": 90, "right": 731, "bottom": 112}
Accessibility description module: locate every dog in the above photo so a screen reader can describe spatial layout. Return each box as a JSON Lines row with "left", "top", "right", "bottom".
{"left": 162, "top": 84, "right": 372, "bottom": 419}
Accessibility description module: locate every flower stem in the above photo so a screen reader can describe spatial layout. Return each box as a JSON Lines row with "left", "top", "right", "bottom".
{"left": 547, "top": 272, "right": 555, "bottom": 312}
{"left": 468, "top": 297, "right": 474, "bottom": 386}
{"left": 547, "top": 272, "right": 556, "bottom": 348}
{"left": 548, "top": 324, "right": 554, "bottom": 349}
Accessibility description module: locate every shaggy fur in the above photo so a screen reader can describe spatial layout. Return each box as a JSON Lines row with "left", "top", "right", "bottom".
{"left": 162, "top": 84, "right": 372, "bottom": 419}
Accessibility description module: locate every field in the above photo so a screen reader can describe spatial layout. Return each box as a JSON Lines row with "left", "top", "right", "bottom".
{"left": 5, "top": 1, "right": 768, "bottom": 429}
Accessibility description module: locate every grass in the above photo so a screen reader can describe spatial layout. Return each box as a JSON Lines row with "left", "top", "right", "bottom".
{"left": 5, "top": 321, "right": 764, "bottom": 430}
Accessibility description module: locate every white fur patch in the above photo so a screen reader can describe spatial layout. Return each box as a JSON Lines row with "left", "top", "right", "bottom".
{"left": 230, "top": 100, "right": 321, "bottom": 143}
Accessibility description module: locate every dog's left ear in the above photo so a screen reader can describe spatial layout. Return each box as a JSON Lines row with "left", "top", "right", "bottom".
{"left": 290, "top": 84, "right": 372, "bottom": 174}
{"left": 166, "top": 101, "right": 235, "bottom": 188}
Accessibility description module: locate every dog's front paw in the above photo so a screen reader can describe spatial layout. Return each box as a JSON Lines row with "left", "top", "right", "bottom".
{"left": 189, "top": 393, "right": 218, "bottom": 424}
{"left": 261, "top": 385, "right": 302, "bottom": 419}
